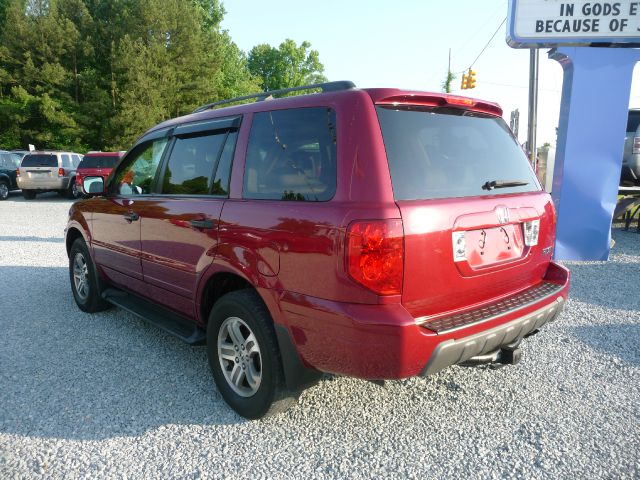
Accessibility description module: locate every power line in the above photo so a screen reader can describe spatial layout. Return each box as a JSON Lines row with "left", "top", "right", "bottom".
{"left": 455, "top": 16, "right": 507, "bottom": 74}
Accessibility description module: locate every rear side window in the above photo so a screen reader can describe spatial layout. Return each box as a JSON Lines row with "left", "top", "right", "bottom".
{"left": 161, "top": 131, "right": 229, "bottom": 195}
{"left": 376, "top": 106, "right": 540, "bottom": 201}
{"left": 0, "top": 153, "right": 20, "bottom": 169}
{"left": 627, "top": 111, "right": 640, "bottom": 133}
{"left": 79, "top": 155, "right": 120, "bottom": 169}
{"left": 21, "top": 154, "right": 57, "bottom": 167}
{"left": 61, "top": 154, "right": 72, "bottom": 168}
{"left": 244, "top": 107, "right": 337, "bottom": 201}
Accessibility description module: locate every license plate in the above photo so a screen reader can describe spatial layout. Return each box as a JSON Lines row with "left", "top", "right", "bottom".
{"left": 464, "top": 225, "right": 525, "bottom": 267}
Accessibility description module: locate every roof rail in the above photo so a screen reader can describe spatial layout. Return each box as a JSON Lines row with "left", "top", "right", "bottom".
{"left": 192, "top": 80, "right": 356, "bottom": 113}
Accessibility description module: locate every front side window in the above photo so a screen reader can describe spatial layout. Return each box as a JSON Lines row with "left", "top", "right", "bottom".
{"left": 112, "top": 138, "right": 168, "bottom": 195}
{"left": 244, "top": 107, "right": 337, "bottom": 201}
{"left": 72, "top": 154, "right": 82, "bottom": 168}
{"left": 161, "top": 132, "right": 228, "bottom": 195}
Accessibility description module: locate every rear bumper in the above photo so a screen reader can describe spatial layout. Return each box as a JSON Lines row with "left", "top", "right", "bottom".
{"left": 277, "top": 262, "right": 570, "bottom": 380}
{"left": 421, "top": 296, "right": 564, "bottom": 375}
{"left": 17, "top": 177, "right": 70, "bottom": 190}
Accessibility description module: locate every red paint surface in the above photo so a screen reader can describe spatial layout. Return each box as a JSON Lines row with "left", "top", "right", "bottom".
{"left": 66, "top": 87, "right": 570, "bottom": 379}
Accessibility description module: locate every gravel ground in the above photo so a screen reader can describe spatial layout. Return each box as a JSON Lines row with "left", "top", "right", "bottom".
{"left": 0, "top": 193, "right": 638, "bottom": 479}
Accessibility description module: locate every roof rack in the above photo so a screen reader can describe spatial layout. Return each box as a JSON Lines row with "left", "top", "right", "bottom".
{"left": 192, "top": 80, "right": 356, "bottom": 113}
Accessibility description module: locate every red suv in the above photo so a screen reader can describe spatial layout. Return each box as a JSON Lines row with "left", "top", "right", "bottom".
{"left": 75, "top": 151, "right": 124, "bottom": 190}
{"left": 65, "top": 82, "right": 570, "bottom": 419}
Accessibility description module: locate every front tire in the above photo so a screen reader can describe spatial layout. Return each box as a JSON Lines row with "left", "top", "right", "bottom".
{"left": 207, "top": 290, "right": 296, "bottom": 419}
{"left": 69, "top": 238, "right": 110, "bottom": 313}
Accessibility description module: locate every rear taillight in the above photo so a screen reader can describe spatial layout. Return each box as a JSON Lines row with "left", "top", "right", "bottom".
{"left": 58, "top": 168, "right": 65, "bottom": 177}
{"left": 347, "top": 219, "right": 404, "bottom": 295}
{"left": 633, "top": 136, "right": 640, "bottom": 154}
{"left": 15, "top": 169, "right": 19, "bottom": 177}
{"left": 524, "top": 219, "right": 540, "bottom": 246}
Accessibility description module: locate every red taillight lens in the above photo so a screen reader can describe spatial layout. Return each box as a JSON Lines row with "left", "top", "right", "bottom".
{"left": 633, "top": 136, "right": 640, "bottom": 154}
{"left": 58, "top": 168, "right": 65, "bottom": 177}
{"left": 347, "top": 219, "right": 404, "bottom": 295}
{"left": 15, "top": 169, "right": 19, "bottom": 177}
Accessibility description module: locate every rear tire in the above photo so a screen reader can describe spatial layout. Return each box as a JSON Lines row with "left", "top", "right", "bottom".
{"left": 69, "top": 238, "right": 110, "bottom": 313}
{"left": 207, "top": 290, "right": 296, "bottom": 419}
{"left": 22, "top": 189, "right": 36, "bottom": 199}
{"left": 0, "top": 181, "right": 9, "bottom": 200}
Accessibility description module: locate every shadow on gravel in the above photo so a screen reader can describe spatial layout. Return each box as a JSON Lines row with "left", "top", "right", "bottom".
{"left": 0, "top": 236, "right": 64, "bottom": 243}
{"left": 0, "top": 266, "right": 244, "bottom": 442}
{"left": 569, "top": 324, "right": 640, "bottom": 366}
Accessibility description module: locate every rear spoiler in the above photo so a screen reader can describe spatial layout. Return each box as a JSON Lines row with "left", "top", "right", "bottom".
{"left": 374, "top": 94, "right": 503, "bottom": 117}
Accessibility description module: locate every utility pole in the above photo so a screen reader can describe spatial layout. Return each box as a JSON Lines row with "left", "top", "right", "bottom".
{"left": 527, "top": 48, "right": 539, "bottom": 169}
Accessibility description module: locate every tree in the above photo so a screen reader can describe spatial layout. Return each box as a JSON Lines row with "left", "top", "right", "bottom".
{"left": 248, "top": 39, "right": 327, "bottom": 92}
{"left": 441, "top": 70, "right": 456, "bottom": 94}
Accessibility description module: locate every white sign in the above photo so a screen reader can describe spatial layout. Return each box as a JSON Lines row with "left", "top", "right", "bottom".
{"left": 507, "top": 0, "right": 640, "bottom": 47}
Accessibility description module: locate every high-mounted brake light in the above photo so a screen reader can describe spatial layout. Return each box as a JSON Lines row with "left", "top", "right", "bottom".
{"left": 523, "top": 219, "right": 540, "bottom": 246}
{"left": 347, "top": 219, "right": 404, "bottom": 295}
{"left": 445, "top": 96, "right": 476, "bottom": 107}
{"left": 633, "top": 136, "right": 640, "bottom": 155}
{"left": 58, "top": 168, "right": 65, "bottom": 177}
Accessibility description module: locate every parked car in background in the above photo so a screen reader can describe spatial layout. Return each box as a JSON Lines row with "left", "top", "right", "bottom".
{"left": 0, "top": 150, "right": 21, "bottom": 200}
{"left": 66, "top": 81, "right": 570, "bottom": 419}
{"left": 75, "top": 151, "right": 124, "bottom": 192}
{"left": 621, "top": 109, "right": 640, "bottom": 186}
{"left": 11, "top": 150, "right": 30, "bottom": 161}
{"left": 17, "top": 150, "right": 84, "bottom": 199}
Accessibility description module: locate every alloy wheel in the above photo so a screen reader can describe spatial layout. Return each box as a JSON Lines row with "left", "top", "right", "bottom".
{"left": 217, "top": 316, "right": 262, "bottom": 397}
{"left": 72, "top": 252, "right": 90, "bottom": 301}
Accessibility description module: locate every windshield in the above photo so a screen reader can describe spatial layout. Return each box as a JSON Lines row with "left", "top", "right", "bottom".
{"left": 376, "top": 106, "right": 540, "bottom": 201}
{"left": 78, "top": 155, "right": 120, "bottom": 169}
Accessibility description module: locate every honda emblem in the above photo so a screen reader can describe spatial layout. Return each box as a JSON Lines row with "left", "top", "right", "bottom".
{"left": 497, "top": 206, "right": 510, "bottom": 225}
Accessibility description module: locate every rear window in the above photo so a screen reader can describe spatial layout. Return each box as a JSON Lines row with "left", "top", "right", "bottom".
{"left": 78, "top": 155, "right": 120, "bottom": 169}
{"left": 21, "top": 154, "right": 57, "bottom": 168}
{"left": 627, "top": 111, "right": 640, "bottom": 133}
{"left": 376, "top": 106, "right": 540, "bottom": 201}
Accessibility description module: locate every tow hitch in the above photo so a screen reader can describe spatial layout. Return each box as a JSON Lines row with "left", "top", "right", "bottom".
{"left": 460, "top": 341, "right": 523, "bottom": 368}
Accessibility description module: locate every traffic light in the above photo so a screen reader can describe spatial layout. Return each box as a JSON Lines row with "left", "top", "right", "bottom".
{"left": 461, "top": 72, "right": 469, "bottom": 90}
{"left": 467, "top": 69, "right": 476, "bottom": 89}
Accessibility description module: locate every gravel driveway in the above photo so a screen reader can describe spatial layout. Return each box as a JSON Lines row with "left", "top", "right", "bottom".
{"left": 1, "top": 194, "right": 638, "bottom": 479}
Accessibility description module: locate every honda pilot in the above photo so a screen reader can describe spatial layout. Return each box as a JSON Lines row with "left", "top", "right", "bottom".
{"left": 65, "top": 82, "right": 570, "bottom": 419}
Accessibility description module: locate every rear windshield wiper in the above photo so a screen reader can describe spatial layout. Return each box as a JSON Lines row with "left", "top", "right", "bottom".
{"left": 482, "top": 180, "right": 529, "bottom": 191}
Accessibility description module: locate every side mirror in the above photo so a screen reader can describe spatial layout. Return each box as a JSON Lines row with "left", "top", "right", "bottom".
{"left": 82, "top": 176, "right": 105, "bottom": 196}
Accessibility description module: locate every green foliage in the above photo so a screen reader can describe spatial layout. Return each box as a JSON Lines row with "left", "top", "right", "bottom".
{"left": 0, "top": 0, "right": 269, "bottom": 151}
{"left": 441, "top": 70, "right": 456, "bottom": 94}
{"left": 248, "top": 39, "right": 327, "bottom": 92}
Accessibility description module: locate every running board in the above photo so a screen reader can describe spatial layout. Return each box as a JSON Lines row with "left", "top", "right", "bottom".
{"left": 101, "top": 288, "right": 206, "bottom": 345}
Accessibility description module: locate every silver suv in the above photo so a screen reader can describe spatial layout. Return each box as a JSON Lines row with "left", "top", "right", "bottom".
{"left": 621, "top": 109, "right": 640, "bottom": 186}
{"left": 17, "top": 151, "right": 84, "bottom": 199}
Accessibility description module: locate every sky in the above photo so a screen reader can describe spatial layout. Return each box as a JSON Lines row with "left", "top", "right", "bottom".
{"left": 221, "top": 0, "right": 640, "bottom": 148}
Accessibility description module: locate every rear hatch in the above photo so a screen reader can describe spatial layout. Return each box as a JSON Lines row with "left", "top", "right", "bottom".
{"left": 374, "top": 95, "right": 556, "bottom": 320}
{"left": 20, "top": 154, "right": 59, "bottom": 183}
{"left": 77, "top": 155, "right": 119, "bottom": 180}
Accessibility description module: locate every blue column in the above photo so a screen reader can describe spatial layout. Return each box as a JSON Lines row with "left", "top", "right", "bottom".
{"left": 550, "top": 47, "right": 640, "bottom": 260}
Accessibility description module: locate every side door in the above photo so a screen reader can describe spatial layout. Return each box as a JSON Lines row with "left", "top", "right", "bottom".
{"left": 91, "top": 135, "right": 169, "bottom": 294}
{"left": 138, "top": 117, "right": 240, "bottom": 316}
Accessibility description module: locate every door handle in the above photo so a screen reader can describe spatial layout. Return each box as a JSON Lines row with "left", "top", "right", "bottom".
{"left": 123, "top": 212, "right": 139, "bottom": 223}
{"left": 189, "top": 219, "right": 214, "bottom": 229}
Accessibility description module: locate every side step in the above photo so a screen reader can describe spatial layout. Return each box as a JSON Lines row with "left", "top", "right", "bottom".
{"left": 102, "top": 288, "right": 206, "bottom": 345}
